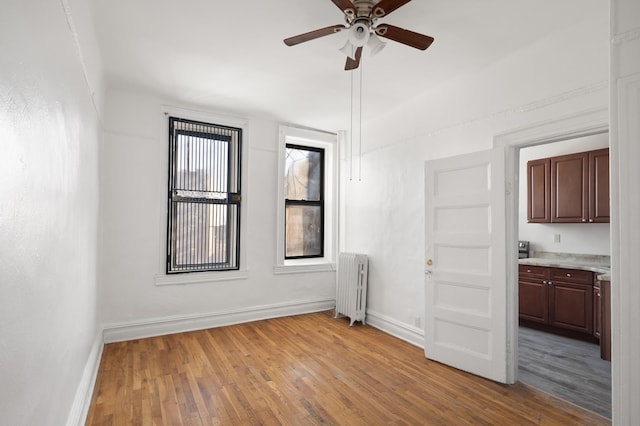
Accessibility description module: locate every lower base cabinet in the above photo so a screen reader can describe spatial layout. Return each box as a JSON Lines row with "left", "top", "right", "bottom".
{"left": 519, "top": 265, "right": 594, "bottom": 335}
{"left": 600, "top": 280, "right": 611, "bottom": 361}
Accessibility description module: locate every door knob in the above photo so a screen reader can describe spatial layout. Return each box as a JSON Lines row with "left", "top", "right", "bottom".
{"left": 426, "top": 259, "right": 433, "bottom": 266}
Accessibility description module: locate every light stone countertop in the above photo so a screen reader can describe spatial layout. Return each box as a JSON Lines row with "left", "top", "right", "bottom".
{"left": 518, "top": 251, "right": 610, "bottom": 280}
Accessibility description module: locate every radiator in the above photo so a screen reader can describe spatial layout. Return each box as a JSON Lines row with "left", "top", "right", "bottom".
{"left": 335, "top": 253, "right": 369, "bottom": 326}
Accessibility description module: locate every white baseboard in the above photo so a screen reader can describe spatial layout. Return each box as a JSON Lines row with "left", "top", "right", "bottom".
{"left": 66, "top": 332, "right": 103, "bottom": 426}
{"left": 365, "top": 309, "right": 425, "bottom": 348}
{"left": 103, "top": 298, "right": 335, "bottom": 343}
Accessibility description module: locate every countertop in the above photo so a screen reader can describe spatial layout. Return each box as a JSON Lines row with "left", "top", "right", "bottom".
{"left": 519, "top": 252, "right": 610, "bottom": 281}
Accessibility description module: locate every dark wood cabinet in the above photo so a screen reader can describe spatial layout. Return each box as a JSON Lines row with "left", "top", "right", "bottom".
{"left": 519, "top": 265, "right": 593, "bottom": 335}
{"left": 593, "top": 278, "right": 602, "bottom": 339}
{"left": 600, "top": 280, "right": 611, "bottom": 361}
{"left": 547, "top": 268, "right": 593, "bottom": 334}
{"left": 527, "top": 159, "right": 550, "bottom": 223}
{"left": 519, "top": 265, "right": 549, "bottom": 323}
{"left": 526, "top": 148, "right": 609, "bottom": 223}
{"left": 550, "top": 153, "right": 589, "bottom": 223}
{"left": 589, "top": 149, "right": 610, "bottom": 223}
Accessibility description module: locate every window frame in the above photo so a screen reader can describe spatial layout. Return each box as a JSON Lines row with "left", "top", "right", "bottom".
{"left": 275, "top": 125, "right": 338, "bottom": 274}
{"left": 155, "top": 107, "right": 249, "bottom": 286}
{"left": 166, "top": 116, "right": 242, "bottom": 274}
{"left": 284, "top": 143, "right": 326, "bottom": 260}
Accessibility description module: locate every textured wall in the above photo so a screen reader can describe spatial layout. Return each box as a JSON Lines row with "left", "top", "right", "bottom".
{"left": 99, "top": 90, "right": 336, "bottom": 328}
{"left": 0, "top": 0, "right": 102, "bottom": 424}
{"left": 341, "top": 5, "right": 609, "bottom": 334}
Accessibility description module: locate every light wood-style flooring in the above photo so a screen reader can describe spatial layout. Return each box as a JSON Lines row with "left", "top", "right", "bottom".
{"left": 87, "top": 311, "right": 610, "bottom": 425}
{"left": 518, "top": 326, "right": 611, "bottom": 418}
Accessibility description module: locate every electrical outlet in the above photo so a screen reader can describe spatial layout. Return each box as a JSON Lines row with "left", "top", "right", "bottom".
{"left": 554, "top": 234, "right": 561, "bottom": 243}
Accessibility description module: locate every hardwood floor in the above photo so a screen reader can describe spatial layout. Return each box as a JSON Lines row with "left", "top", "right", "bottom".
{"left": 87, "top": 311, "right": 610, "bottom": 425}
{"left": 518, "top": 326, "right": 612, "bottom": 419}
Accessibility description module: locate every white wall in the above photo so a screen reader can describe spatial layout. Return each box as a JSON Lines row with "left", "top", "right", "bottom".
{"left": 342, "top": 3, "right": 609, "bottom": 343}
{"left": 0, "top": 0, "right": 103, "bottom": 424}
{"left": 100, "top": 89, "right": 335, "bottom": 335}
{"left": 518, "top": 133, "right": 610, "bottom": 256}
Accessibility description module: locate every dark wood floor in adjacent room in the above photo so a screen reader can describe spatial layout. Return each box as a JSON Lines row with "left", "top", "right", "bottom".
{"left": 518, "top": 326, "right": 612, "bottom": 419}
{"left": 87, "top": 311, "right": 610, "bottom": 425}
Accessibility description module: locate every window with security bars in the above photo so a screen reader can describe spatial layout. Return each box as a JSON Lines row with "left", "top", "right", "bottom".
{"left": 167, "top": 117, "right": 241, "bottom": 273}
{"left": 284, "top": 144, "right": 324, "bottom": 259}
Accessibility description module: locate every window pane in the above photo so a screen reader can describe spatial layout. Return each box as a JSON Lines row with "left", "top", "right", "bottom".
{"left": 285, "top": 205, "right": 322, "bottom": 257}
{"left": 285, "top": 147, "right": 322, "bottom": 201}
{"left": 173, "top": 203, "right": 237, "bottom": 270}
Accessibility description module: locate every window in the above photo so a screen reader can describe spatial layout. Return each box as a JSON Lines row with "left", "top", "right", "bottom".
{"left": 285, "top": 144, "right": 325, "bottom": 259}
{"left": 166, "top": 117, "right": 241, "bottom": 273}
{"left": 275, "top": 125, "right": 338, "bottom": 273}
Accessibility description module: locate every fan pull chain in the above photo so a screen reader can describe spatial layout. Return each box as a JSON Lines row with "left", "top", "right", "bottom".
{"left": 359, "top": 59, "right": 363, "bottom": 182}
{"left": 349, "top": 49, "right": 354, "bottom": 182}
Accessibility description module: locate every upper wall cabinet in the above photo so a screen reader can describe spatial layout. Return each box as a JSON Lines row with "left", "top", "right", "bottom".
{"left": 589, "top": 149, "right": 610, "bottom": 223}
{"left": 527, "top": 158, "right": 551, "bottom": 223}
{"left": 527, "top": 148, "right": 609, "bottom": 223}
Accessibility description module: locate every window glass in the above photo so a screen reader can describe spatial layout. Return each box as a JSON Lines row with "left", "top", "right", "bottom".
{"left": 284, "top": 144, "right": 324, "bottom": 259}
{"left": 285, "top": 147, "right": 322, "bottom": 201}
{"left": 285, "top": 205, "right": 323, "bottom": 257}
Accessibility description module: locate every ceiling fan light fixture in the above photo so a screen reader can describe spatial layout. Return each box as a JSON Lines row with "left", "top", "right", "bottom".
{"left": 283, "top": 0, "right": 434, "bottom": 71}
{"left": 348, "top": 21, "right": 370, "bottom": 47}
{"left": 367, "top": 33, "right": 386, "bottom": 56}
{"left": 339, "top": 40, "right": 357, "bottom": 60}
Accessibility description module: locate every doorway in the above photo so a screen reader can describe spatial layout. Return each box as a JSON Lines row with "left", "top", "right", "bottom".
{"left": 492, "top": 107, "right": 613, "bottom": 417}
{"left": 516, "top": 135, "right": 611, "bottom": 418}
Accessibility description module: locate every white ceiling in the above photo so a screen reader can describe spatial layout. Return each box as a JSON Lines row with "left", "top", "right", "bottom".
{"left": 92, "top": 0, "right": 596, "bottom": 132}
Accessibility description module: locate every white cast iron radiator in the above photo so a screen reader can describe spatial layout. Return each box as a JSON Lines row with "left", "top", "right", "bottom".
{"left": 335, "top": 253, "right": 369, "bottom": 326}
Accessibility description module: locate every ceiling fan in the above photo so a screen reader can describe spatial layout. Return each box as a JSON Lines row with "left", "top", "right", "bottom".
{"left": 283, "top": 0, "right": 434, "bottom": 71}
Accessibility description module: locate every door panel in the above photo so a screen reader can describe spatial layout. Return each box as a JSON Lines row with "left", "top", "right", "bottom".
{"left": 527, "top": 159, "right": 550, "bottom": 222}
{"left": 589, "top": 148, "right": 610, "bottom": 223}
{"left": 518, "top": 280, "right": 548, "bottom": 323}
{"left": 425, "top": 149, "right": 507, "bottom": 383}
{"left": 549, "top": 282, "right": 593, "bottom": 333}
{"left": 550, "top": 152, "right": 588, "bottom": 222}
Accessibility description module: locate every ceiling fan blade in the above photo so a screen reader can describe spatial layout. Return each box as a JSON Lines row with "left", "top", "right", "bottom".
{"left": 331, "top": 0, "right": 356, "bottom": 14}
{"left": 372, "top": 0, "right": 413, "bottom": 19}
{"left": 375, "top": 24, "right": 434, "bottom": 50}
{"left": 284, "top": 24, "right": 346, "bottom": 46}
{"left": 344, "top": 46, "right": 363, "bottom": 71}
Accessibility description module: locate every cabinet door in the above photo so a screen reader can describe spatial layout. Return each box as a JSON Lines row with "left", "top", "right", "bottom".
{"left": 593, "top": 285, "right": 602, "bottom": 339}
{"left": 600, "top": 280, "right": 611, "bottom": 361}
{"left": 589, "top": 148, "right": 610, "bottom": 223}
{"left": 550, "top": 152, "right": 589, "bottom": 223}
{"left": 519, "top": 279, "right": 548, "bottom": 323}
{"left": 527, "top": 159, "right": 550, "bottom": 223}
{"left": 548, "top": 281, "right": 593, "bottom": 334}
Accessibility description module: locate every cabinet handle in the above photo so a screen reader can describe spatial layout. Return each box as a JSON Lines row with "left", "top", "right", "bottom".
{"left": 582, "top": 219, "right": 587, "bottom": 222}
{"left": 566, "top": 273, "right": 571, "bottom": 277}
{"left": 589, "top": 219, "right": 594, "bottom": 223}
{"left": 548, "top": 281, "right": 553, "bottom": 285}
{"left": 542, "top": 280, "right": 547, "bottom": 284}
{"left": 527, "top": 269, "right": 532, "bottom": 273}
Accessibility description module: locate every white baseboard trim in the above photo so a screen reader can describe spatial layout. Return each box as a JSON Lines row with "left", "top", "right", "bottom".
{"left": 103, "top": 298, "right": 336, "bottom": 343}
{"left": 365, "top": 309, "right": 425, "bottom": 348}
{"left": 66, "top": 331, "right": 104, "bottom": 426}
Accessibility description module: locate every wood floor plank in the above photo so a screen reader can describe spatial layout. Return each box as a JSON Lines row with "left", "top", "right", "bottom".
{"left": 518, "top": 325, "right": 611, "bottom": 418}
{"left": 86, "top": 311, "right": 610, "bottom": 425}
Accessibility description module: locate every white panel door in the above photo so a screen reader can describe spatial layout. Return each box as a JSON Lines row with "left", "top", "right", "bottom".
{"left": 424, "top": 148, "right": 507, "bottom": 383}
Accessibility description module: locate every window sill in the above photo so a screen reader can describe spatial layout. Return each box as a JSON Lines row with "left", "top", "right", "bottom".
{"left": 154, "top": 270, "right": 249, "bottom": 286}
{"left": 273, "top": 261, "right": 336, "bottom": 275}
